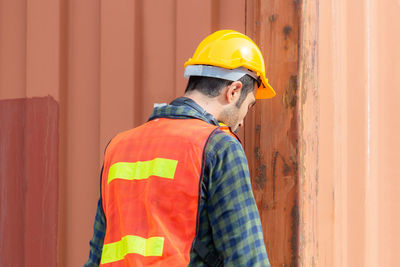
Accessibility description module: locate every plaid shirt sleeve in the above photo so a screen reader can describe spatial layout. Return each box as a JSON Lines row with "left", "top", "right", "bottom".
{"left": 203, "top": 131, "right": 270, "bottom": 266}
{"left": 83, "top": 197, "right": 106, "bottom": 266}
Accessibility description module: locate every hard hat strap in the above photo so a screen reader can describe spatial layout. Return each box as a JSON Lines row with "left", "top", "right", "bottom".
{"left": 184, "top": 65, "right": 258, "bottom": 82}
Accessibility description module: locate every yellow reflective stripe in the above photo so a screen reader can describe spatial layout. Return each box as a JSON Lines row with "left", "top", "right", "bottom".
{"left": 101, "top": 235, "right": 164, "bottom": 264}
{"left": 108, "top": 158, "right": 178, "bottom": 184}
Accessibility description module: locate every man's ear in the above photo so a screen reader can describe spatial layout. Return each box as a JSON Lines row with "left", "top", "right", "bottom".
{"left": 225, "top": 81, "right": 243, "bottom": 104}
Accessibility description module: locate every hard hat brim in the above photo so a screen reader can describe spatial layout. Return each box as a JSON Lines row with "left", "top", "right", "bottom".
{"left": 256, "top": 79, "right": 276, "bottom": 99}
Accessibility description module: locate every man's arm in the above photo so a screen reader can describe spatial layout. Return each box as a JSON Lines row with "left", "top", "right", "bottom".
{"left": 206, "top": 132, "right": 270, "bottom": 266}
{"left": 83, "top": 197, "right": 106, "bottom": 267}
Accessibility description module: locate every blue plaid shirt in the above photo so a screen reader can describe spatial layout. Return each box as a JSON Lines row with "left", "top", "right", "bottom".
{"left": 84, "top": 97, "right": 270, "bottom": 266}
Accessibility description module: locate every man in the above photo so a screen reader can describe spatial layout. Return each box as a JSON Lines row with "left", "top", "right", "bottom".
{"left": 84, "top": 30, "right": 276, "bottom": 267}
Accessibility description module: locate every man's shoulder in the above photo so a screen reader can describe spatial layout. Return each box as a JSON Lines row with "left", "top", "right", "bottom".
{"left": 208, "top": 129, "right": 242, "bottom": 145}
{"left": 205, "top": 129, "right": 244, "bottom": 158}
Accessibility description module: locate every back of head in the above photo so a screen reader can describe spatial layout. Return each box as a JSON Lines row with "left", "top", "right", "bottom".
{"left": 185, "top": 75, "right": 255, "bottom": 108}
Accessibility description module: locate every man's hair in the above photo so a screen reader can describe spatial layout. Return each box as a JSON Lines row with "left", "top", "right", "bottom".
{"left": 185, "top": 74, "right": 256, "bottom": 108}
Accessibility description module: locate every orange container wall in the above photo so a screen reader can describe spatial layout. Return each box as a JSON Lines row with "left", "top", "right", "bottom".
{"left": 318, "top": 0, "right": 400, "bottom": 266}
{"left": 2, "top": 0, "right": 299, "bottom": 265}
{"left": 2, "top": 0, "right": 302, "bottom": 265}
{"left": 4, "top": 0, "right": 400, "bottom": 266}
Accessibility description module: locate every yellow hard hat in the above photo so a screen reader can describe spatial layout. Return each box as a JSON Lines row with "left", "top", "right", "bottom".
{"left": 184, "top": 30, "right": 275, "bottom": 99}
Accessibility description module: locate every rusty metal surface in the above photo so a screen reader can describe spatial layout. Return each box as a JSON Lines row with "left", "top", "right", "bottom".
{"left": 245, "top": 0, "right": 300, "bottom": 266}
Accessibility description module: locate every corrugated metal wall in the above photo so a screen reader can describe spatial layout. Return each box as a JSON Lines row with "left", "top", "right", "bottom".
{"left": 0, "top": 0, "right": 61, "bottom": 265}
{"left": 318, "top": 0, "right": 400, "bottom": 266}
{"left": 2, "top": 0, "right": 399, "bottom": 266}
{"left": 0, "top": 0, "right": 299, "bottom": 266}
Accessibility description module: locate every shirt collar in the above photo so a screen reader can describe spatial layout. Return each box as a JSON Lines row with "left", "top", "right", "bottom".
{"left": 148, "top": 97, "right": 220, "bottom": 126}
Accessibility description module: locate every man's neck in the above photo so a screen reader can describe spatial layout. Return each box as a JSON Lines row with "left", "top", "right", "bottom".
{"left": 183, "top": 92, "right": 223, "bottom": 121}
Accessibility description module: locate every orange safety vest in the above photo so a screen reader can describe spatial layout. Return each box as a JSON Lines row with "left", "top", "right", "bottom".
{"left": 100, "top": 118, "right": 220, "bottom": 266}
